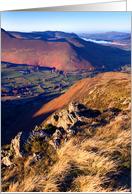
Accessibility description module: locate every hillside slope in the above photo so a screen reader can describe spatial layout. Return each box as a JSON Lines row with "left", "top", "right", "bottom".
{"left": 1, "top": 72, "right": 131, "bottom": 192}
{"left": 1, "top": 28, "right": 131, "bottom": 72}
{"left": 4, "top": 72, "right": 130, "bottom": 141}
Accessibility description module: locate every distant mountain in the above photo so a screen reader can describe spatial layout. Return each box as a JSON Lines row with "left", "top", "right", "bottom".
{"left": 1, "top": 28, "right": 131, "bottom": 72}
{"left": 7, "top": 30, "right": 79, "bottom": 40}
{"left": 78, "top": 31, "right": 131, "bottom": 41}
{"left": 78, "top": 31, "right": 131, "bottom": 50}
{"left": 121, "top": 34, "right": 131, "bottom": 43}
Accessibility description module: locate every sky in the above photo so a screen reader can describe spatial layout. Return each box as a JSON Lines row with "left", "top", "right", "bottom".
{"left": 1, "top": 12, "right": 131, "bottom": 33}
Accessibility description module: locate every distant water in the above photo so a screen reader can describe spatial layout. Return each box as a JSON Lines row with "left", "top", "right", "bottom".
{"left": 82, "top": 38, "right": 112, "bottom": 44}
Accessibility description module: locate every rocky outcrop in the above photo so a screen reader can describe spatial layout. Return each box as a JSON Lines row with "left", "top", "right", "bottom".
{"left": 44, "top": 102, "right": 101, "bottom": 149}
{"left": 9, "top": 130, "right": 49, "bottom": 159}
{"left": 49, "top": 128, "right": 64, "bottom": 150}
{"left": 115, "top": 113, "right": 129, "bottom": 121}
{"left": 2, "top": 101, "right": 129, "bottom": 163}
{"left": 48, "top": 102, "right": 91, "bottom": 131}
{"left": 10, "top": 131, "right": 29, "bottom": 157}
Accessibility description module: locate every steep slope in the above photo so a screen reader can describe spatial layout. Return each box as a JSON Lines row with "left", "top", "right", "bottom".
{"left": 5, "top": 72, "right": 130, "bottom": 144}
{"left": 1, "top": 28, "right": 131, "bottom": 72}
{"left": 4, "top": 78, "right": 89, "bottom": 142}
{"left": 40, "top": 72, "right": 131, "bottom": 124}
{"left": 1, "top": 72, "right": 131, "bottom": 192}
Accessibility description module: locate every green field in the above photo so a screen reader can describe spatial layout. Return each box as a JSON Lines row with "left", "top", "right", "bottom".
{"left": 1, "top": 63, "right": 96, "bottom": 95}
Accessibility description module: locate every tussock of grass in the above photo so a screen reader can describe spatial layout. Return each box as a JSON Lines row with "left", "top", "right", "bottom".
{"left": 1, "top": 73, "right": 131, "bottom": 192}
{"left": 2, "top": 116, "right": 131, "bottom": 192}
{"left": 7, "top": 176, "right": 47, "bottom": 192}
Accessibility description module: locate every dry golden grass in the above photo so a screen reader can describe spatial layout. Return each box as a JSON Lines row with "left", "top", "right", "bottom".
{"left": 2, "top": 73, "right": 131, "bottom": 192}
{"left": 8, "top": 176, "right": 47, "bottom": 192}
{"left": 3, "top": 115, "right": 131, "bottom": 192}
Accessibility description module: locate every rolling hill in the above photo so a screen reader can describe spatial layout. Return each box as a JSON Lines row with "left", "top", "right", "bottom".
{"left": 1, "top": 28, "right": 131, "bottom": 72}
{"left": 78, "top": 31, "right": 131, "bottom": 42}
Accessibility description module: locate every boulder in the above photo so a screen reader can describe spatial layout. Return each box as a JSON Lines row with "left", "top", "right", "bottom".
{"left": 49, "top": 138, "right": 60, "bottom": 150}
{"left": 68, "top": 101, "right": 80, "bottom": 113}
{"left": 49, "top": 103, "right": 88, "bottom": 131}
{"left": 68, "top": 102, "right": 87, "bottom": 113}
{"left": 10, "top": 131, "right": 29, "bottom": 157}
{"left": 56, "top": 112, "right": 78, "bottom": 130}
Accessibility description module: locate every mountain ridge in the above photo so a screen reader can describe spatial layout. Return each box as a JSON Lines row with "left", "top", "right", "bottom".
{"left": 1, "top": 28, "right": 131, "bottom": 72}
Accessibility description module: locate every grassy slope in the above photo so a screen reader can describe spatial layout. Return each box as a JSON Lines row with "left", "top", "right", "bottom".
{"left": 1, "top": 72, "right": 131, "bottom": 192}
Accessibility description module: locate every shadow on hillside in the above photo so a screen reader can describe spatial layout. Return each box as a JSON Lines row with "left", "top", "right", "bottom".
{"left": 1, "top": 92, "right": 63, "bottom": 146}
{"left": 2, "top": 108, "right": 57, "bottom": 146}
{"left": 107, "top": 169, "right": 131, "bottom": 192}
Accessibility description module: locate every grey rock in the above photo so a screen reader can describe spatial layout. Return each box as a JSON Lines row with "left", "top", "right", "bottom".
{"left": 32, "top": 152, "right": 42, "bottom": 163}
{"left": 115, "top": 113, "right": 129, "bottom": 121}
{"left": 66, "top": 129, "right": 76, "bottom": 138}
{"left": 2, "top": 156, "right": 12, "bottom": 166}
{"left": 48, "top": 102, "right": 88, "bottom": 131}
{"left": 68, "top": 101, "right": 80, "bottom": 113}
{"left": 28, "top": 130, "right": 47, "bottom": 142}
{"left": 10, "top": 131, "right": 29, "bottom": 157}
{"left": 68, "top": 102, "right": 87, "bottom": 113}
{"left": 53, "top": 129, "right": 63, "bottom": 139}
{"left": 10, "top": 130, "right": 49, "bottom": 158}
{"left": 49, "top": 138, "right": 60, "bottom": 150}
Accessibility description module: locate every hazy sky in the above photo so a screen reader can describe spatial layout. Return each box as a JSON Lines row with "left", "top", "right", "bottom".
{"left": 1, "top": 12, "right": 131, "bottom": 33}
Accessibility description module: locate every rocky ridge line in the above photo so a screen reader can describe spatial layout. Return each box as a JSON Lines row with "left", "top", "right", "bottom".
{"left": 1, "top": 101, "right": 130, "bottom": 167}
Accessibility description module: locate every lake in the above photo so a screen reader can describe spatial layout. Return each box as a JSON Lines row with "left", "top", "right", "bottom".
{"left": 82, "top": 38, "right": 112, "bottom": 44}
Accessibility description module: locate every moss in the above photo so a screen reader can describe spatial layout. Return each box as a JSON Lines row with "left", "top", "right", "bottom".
{"left": 25, "top": 144, "right": 31, "bottom": 152}
{"left": 116, "top": 103, "right": 122, "bottom": 110}
{"left": 44, "top": 124, "right": 57, "bottom": 133}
